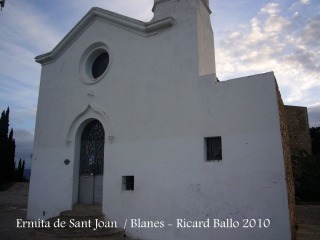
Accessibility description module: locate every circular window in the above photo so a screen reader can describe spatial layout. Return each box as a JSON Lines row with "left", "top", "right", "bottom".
{"left": 92, "top": 52, "right": 109, "bottom": 79}
{"left": 79, "top": 42, "right": 112, "bottom": 84}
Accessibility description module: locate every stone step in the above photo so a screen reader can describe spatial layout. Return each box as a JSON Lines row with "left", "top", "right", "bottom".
{"left": 34, "top": 226, "right": 124, "bottom": 239}
{"left": 73, "top": 204, "right": 102, "bottom": 213}
{"left": 47, "top": 204, "right": 104, "bottom": 224}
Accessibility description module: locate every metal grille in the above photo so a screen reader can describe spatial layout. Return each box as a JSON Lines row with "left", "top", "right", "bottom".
{"left": 80, "top": 120, "right": 105, "bottom": 175}
{"left": 206, "top": 136, "right": 222, "bottom": 161}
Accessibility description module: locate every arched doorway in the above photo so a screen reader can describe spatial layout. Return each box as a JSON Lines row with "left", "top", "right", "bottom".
{"left": 78, "top": 120, "right": 104, "bottom": 204}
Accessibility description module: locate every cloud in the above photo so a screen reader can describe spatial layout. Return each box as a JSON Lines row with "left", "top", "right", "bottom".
{"left": 1, "top": 1, "right": 319, "bottom": 168}
{"left": 13, "top": 128, "right": 34, "bottom": 169}
{"left": 0, "top": 0, "right": 155, "bottom": 169}
{"left": 308, "top": 106, "right": 320, "bottom": 127}
{"left": 3, "top": 0, "right": 63, "bottom": 53}
{"left": 215, "top": 1, "right": 320, "bottom": 107}
{"left": 14, "top": 128, "right": 33, "bottom": 141}
{"left": 300, "top": 0, "right": 310, "bottom": 4}
{"left": 71, "top": 1, "right": 153, "bottom": 23}
{"left": 260, "top": 3, "right": 281, "bottom": 16}
{"left": 0, "top": 0, "right": 65, "bottom": 133}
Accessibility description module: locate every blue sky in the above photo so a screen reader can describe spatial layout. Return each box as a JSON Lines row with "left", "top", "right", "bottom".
{"left": 0, "top": 0, "right": 319, "bottom": 168}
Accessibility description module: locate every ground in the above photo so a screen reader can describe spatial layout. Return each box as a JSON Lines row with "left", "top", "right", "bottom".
{"left": 295, "top": 204, "right": 320, "bottom": 239}
{"left": 0, "top": 182, "right": 319, "bottom": 239}
{"left": 0, "top": 182, "right": 33, "bottom": 240}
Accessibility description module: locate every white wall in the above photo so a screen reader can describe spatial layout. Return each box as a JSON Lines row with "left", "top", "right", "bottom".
{"left": 28, "top": 0, "right": 291, "bottom": 239}
{"left": 102, "top": 73, "right": 290, "bottom": 240}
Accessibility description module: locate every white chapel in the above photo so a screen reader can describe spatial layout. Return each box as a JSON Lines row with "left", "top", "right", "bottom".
{"left": 28, "top": 0, "right": 294, "bottom": 239}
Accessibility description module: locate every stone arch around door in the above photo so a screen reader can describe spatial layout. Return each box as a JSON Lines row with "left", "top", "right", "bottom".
{"left": 65, "top": 104, "right": 114, "bottom": 206}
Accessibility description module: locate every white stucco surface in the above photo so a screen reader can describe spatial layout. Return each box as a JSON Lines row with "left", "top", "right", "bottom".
{"left": 28, "top": 0, "right": 291, "bottom": 239}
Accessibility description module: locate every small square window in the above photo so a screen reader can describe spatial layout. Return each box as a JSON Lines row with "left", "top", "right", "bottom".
{"left": 205, "top": 137, "right": 222, "bottom": 161}
{"left": 122, "top": 176, "right": 134, "bottom": 191}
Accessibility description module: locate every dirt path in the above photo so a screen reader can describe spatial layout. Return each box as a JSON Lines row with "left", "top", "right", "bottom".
{"left": 0, "top": 182, "right": 34, "bottom": 240}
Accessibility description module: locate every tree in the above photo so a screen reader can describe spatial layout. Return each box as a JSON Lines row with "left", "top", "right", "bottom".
{"left": 16, "top": 159, "right": 25, "bottom": 182}
{"left": 0, "top": 108, "right": 9, "bottom": 183}
{"left": 0, "top": 107, "right": 16, "bottom": 183}
{"left": 294, "top": 126, "right": 320, "bottom": 201}
{"left": 8, "top": 129, "right": 16, "bottom": 181}
{"left": 310, "top": 126, "right": 320, "bottom": 156}
{"left": 294, "top": 150, "right": 320, "bottom": 201}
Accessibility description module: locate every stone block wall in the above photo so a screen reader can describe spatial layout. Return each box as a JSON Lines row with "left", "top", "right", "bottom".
{"left": 276, "top": 82, "right": 296, "bottom": 240}
{"left": 285, "top": 105, "right": 312, "bottom": 155}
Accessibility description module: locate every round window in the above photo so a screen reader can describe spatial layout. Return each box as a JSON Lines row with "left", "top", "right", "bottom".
{"left": 79, "top": 42, "right": 112, "bottom": 84}
{"left": 91, "top": 52, "right": 109, "bottom": 79}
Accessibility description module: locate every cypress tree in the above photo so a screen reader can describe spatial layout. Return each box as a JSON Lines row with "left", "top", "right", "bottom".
{"left": 8, "top": 129, "right": 16, "bottom": 181}
{"left": 21, "top": 160, "right": 25, "bottom": 181}
{"left": 0, "top": 108, "right": 9, "bottom": 183}
{"left": 17, "top": 159, "right": 22, "bottom": 180}
{"left": 16, "top": 159, "right": 25, "bottom": 182}
{"left": 0, "top": 107, "right": 16, "bottom": 183}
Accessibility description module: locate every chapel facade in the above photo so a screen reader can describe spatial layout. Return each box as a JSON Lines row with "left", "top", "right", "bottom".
{"left": 28, "top": 1, "right": 295, "bottom": 239}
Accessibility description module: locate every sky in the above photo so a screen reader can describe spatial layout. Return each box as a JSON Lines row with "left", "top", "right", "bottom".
{"left": 0, "top": 0, "right": 319, "bottom": 168}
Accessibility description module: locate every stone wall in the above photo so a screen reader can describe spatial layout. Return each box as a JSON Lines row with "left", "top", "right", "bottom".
{"left": 285, "top": 105, "right": 312, "bottom": 155}
{"left": 276, "top": 82, "right": 296, "bottom": 240}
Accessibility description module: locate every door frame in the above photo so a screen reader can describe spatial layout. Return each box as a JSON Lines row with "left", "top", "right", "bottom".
{"left": 78, "top": 119, "right": 105, "bottom": 204}
{"left": 67, "top": 104, "right": 113, "bottom": 208}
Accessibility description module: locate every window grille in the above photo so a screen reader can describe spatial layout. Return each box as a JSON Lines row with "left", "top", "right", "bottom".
{"left": 205, "top": 136, "right": 222, "bottom": 161}
{"left": 80, "top": 120, "right": 105, "bottom": 175}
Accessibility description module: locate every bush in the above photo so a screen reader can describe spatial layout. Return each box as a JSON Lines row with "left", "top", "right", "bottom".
{"left": 294, "top": 150, "right": 320, "bottom": 202}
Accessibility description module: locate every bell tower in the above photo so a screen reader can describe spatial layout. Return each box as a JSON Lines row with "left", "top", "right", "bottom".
{"left": 152, "top": 0, "right": 216, "bottom": 80}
